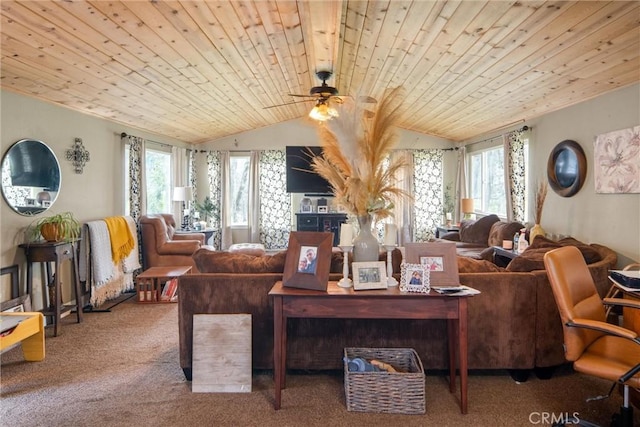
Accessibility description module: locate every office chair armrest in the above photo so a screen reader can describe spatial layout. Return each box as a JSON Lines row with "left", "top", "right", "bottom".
{"left": 603, "top": 297, "right": 640, "bottom": 310}
{"left": 567, "top": 318, "right": 638, "bottom": 340}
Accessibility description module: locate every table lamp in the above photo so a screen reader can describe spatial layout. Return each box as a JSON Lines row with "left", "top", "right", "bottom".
{"left": 461, "top": 198, "right": 474, "bottom": 220}
{"left": 173, "top": 186, "right": 194, "bottom": 229}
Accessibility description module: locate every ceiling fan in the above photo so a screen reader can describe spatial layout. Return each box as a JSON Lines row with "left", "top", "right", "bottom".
{"left": 264, "top": 70, "right": 341, "bottom": 110}
{"left": 264, "top": 70, "right": 376, "bottom": 121}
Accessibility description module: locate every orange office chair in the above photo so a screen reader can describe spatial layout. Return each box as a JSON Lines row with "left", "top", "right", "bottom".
{"left": 544, "top": 246, "right": 640, "bottom": 427}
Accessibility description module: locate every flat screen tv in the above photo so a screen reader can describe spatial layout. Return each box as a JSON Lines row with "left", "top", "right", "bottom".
{"left": 285, "top": 146, "right": 333, "bottom": 195}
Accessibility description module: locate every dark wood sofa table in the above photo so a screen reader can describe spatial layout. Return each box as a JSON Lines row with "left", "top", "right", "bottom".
{"left": 269, "top": 281, "right": 472, "bottom": 414}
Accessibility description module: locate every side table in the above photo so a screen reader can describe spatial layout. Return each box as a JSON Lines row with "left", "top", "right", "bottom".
{"left": 136, "top": 266, "right": 192, "bottom": 303}
{"left": 19, "top": 240, "right": 83, "bottom": 337}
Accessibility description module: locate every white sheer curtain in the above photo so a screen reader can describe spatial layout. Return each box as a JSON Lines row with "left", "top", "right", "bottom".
{"left": 390, "top": 150, "right": 414, "bottom": 245}
{"left": 248, "top": 151, "right": 260, "bottom": 243}
{"left": 454, "top": 146, "right": 467, "bottom": 222}
{"left": 219, "top": 151, "right": 233, "bottom": 250}
{"left": 171, "top": 146, "right": 189, "bottom": 223}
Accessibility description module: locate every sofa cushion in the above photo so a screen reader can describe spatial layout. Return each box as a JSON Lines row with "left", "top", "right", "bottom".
{"left": 193, "top": 248, "right": 287, "bottom": 273}
{"left": 505, "top": 236, "right": 602, "bottom": 272}
{"left": 487, "top": 221, "right": 524, "bottom": 247}
{"left": 459, "top": 214, "right": 500, "bottom": 245}
{"left": 457, "top": 256, "right": 504, "bottom": 273}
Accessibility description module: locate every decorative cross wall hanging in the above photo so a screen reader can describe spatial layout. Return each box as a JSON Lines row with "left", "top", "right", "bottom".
{"left": 66, "top": 137, "right": 90, "bottom": 174}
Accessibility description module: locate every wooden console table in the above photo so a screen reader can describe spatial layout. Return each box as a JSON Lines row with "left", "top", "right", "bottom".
{"left": 269, "top": 281, "right": 472, "bottom": 413}
{"left": 19, "top": 240, "right": 83, "bottom": 337}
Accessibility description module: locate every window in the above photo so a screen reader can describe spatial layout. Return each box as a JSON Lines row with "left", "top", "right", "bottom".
{"left": 469, "top": 146, "right": 506, "bottom": 217}
{"left": 468, "top": 138, "right": 530, "bottom": 220}
{"left": 229, "top": 154, "right": 250, "bottom": 226}
{"left": 145, "top": 147, "right": 172, "bottom": 213}
{"left": 124, "top": 142, "right": 172, "bottom": 216}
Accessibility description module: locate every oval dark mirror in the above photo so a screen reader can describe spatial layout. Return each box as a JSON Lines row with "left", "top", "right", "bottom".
{"left": 1, "top": 139, "right": 61, "bottom": 216}
{"left": 547, "top": 140, "right": 586, "bottom": 197}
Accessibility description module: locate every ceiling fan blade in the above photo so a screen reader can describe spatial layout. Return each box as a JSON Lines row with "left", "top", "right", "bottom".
{"left": 263, "top": 99, "right": 315, "bottom": 109}
{"left": 288, "top": 93, "right": 318, "bottom": 98}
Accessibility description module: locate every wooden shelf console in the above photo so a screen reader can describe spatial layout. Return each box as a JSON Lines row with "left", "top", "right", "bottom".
{"left": 135, "top": 266, "right": 192, "bottom": 303}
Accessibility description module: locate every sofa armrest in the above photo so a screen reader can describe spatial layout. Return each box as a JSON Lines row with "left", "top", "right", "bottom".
{"left": 173, "top": 232, "right": 205, "bottom": 244}
{"left": 158, "top": 240, "right": 201, "bottom": 255}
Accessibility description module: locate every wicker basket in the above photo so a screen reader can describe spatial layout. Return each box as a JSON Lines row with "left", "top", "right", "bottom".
{"left": 343, "top": 347, "right": 425, "bottom": 414}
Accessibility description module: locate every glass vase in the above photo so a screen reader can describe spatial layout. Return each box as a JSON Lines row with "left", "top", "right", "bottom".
{"left": 353, "top": 214, "right": 380, "bottom": 262}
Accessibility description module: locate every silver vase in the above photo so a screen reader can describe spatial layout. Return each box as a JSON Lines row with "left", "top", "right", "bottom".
{"left": 353, "top": 214, "right": 380, "bottom": 262}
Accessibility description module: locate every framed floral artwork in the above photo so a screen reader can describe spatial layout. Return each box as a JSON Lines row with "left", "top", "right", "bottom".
{"left": 594, "top": 125, "right": 640, "bottom": 194}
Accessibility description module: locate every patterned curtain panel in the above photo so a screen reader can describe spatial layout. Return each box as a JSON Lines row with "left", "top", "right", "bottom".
{"left": 188, "top": 149, "right": 196, "bottom": 221}
{"left": 1, "top": 160, "right": 29, "bottom": 207}
{"left": 206, "top": 151, "right": 223, "bottom": 250}
{"left": 413, "top": 149, "right": 444, "bottom": 242}
{"left": 126, "top": 135, "right": 145, "bottom": 222}
{"left": 504, "top": 130, "right": 526, "bottom": 222}
{"left": 259, "top": 150, "right": 290, "bottom": 249}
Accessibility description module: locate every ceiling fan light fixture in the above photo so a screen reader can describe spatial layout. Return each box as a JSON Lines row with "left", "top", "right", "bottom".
{"left": 309, "top": 101, "right": 338, "bottom": 122}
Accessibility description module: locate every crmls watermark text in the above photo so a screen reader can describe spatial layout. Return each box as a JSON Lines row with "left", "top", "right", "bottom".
{"left": 529, "top": 412, "right": 580, "bottom": 425}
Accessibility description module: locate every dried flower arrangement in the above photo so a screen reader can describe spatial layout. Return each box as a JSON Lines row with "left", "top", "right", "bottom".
{"left": 534, "top": 181, "right": 548, "bottom": 224}
{"left": 311, "top": 86, "right": 409, "bottom": 221}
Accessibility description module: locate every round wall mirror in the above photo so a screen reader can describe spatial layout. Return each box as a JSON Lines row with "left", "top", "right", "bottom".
{"left": 547, "top": 139, "right": 586, "bottom": 197}
{"left": 1, "top": 139, "right": 61, "bottom": 216}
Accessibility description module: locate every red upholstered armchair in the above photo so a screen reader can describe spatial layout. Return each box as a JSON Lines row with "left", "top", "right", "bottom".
{"left": 139, "top": 214, "right": 205, "bottom": 271}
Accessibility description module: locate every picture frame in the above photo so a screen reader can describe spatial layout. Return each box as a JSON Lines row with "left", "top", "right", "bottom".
{"left": 283, "top": 231, "right": 333, "bottom": 291}
{"left": 300, "top": 204, "right": 313, "bottom": 213}
{"left": 317, "top": 206, "right": 328, "bottom": 213}
{"left": 352, "top": 261, "right": 387, "bottom": 290}
{"left": 25, "top": 198, "right": 36, "bottom": 206}
{"left": 404, "top": 241, "right": 459, "bottom": 287}
{"left": 400, "top": 263, "right": 429, "bottom": 293}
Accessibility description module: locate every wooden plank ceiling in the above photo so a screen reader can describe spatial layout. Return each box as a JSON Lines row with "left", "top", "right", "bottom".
{"left": 1, "top": 1, "right": 638, "bottom": 144}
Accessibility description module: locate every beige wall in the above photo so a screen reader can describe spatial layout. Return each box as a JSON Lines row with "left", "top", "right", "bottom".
{"left": 0, "top": 90, "right": 187, "bottom": 308}
{"left": 526, "top": 84, "right": 639, "bottom": 267}
{"left": 2, "top": 83, "right": 639, "bottom": 306}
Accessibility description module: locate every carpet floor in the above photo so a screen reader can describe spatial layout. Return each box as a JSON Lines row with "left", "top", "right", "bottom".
{"left": 1, "top": 295, "right": 637, "bottom": 427}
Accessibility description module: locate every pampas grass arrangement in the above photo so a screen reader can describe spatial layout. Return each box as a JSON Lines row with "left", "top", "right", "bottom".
{"left": 311, "top": 86, "right": 409, "bottom": 221}
{"left": 534, "top": 181, "right": 548, "bottom": 224}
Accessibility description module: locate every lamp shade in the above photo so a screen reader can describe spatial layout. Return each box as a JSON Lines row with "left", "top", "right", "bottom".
{"left": 461, "top": 198, "right": 474, "bottom": 214}
{"left": 173, "top": 186, "right": 194, "bottom": 202}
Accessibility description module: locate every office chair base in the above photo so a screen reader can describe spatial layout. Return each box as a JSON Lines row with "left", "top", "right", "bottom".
{"left": 611, "top": 404, "right": 633, "bottom": 427}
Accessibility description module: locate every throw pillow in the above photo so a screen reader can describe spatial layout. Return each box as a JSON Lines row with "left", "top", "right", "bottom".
{"left": 487, "top": 221, "right": 524, "bottom": 247}
{"left": 193, "top": 248, "right": 287, "bottom": 273}
{"left": 459, "top": 214, "right": 500, "bottom": 245}
{"left": 505, "top": 236, "right": 602, "bottom": 272}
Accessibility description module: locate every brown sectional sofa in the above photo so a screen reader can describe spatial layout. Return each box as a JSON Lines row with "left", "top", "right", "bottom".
{"left": 439, "top": 214, "right": 524, "bottom": 260}
{"left": 177, "top": 239, "right": 616, "bottom": 381}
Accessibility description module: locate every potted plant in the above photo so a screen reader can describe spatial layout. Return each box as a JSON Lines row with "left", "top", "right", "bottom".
{"left": 26, "top": 211, "right": 81, "bottom": 243}
{"left": 194, "top": 196, "right": 218, "bottom": 226}
{"left": 442, "top": 182, "right": 455, "bottom": 225}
